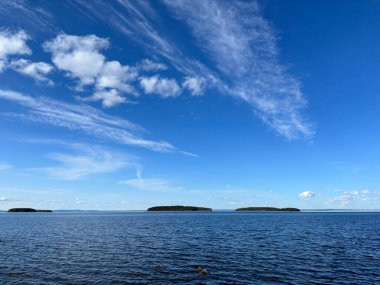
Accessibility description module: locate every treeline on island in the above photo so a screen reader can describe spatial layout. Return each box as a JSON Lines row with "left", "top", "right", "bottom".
{"left": 147, "top": 206, "right": 212, "bottom": 211}
{"left": 5, "top": 206, "right": 301, "bottom": 212}
{"left": 236, "top": 207, "right": 300, "bottom": 212}
{"left": 8, "top": 208, "right": 52, "bottom": 212}
{"left": 147, "top": 205, "right": 300, "bottom": 212}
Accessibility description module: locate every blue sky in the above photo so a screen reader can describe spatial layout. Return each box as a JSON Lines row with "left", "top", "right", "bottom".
{"left": 0, "top": 0, "right": 379, "bottom": 210}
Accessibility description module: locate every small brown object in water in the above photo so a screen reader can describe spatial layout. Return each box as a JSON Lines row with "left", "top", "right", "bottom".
{"left": 195, "top": 266, "right": 208, "bottom": 275}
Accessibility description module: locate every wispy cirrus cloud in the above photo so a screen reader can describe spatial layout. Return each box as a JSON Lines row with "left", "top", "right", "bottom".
{"left": 0, "top": 0, "right": 55, "bottom": 32}
{"left": 162, "top": 0, "right": 313, "bottom": 139}
{"left": 32, "top": 142, "right": 135, "bottom": 180}
{"left": 0, "top": 89, "right": 184, "bottom": 153}
{"left": 328, "top": 189, "right": 380, "bottom": 207}
{"left": 119, "top": 170, "right": 184, "bottom": 192}
{"left": 138, "top": 59, "right": 167, "bottom": 72}
{"left": 0, "top": 164, "right": 12, "bottom": 171}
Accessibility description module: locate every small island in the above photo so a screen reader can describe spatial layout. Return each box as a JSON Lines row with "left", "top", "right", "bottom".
{"left": 147, "top": 205, "right": 212, "bottom": 212}
{"left": 8, "top": 208, "right": 52, "bottom": 213}
{"left": 236, "top": 207, "right": 300, "bottom": 212}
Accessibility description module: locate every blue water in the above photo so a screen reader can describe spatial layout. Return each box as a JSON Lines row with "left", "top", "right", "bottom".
{"left": 0, "top": 212, "right": 379, "bottom": 284}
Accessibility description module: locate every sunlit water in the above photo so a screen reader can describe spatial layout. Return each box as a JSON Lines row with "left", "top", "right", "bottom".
{"left": 0, "top": 212, "right": 379, "bottom": 284}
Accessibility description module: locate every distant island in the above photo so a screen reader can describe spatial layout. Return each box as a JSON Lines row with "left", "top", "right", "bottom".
{"left": 8, "top": 208, "right": 52, "bottom": 213}
{"left": 236, "top": 207, "right": 300, "bottom": 212}
{"left": 147, "top": 205, "right": 212, "bottom": 211}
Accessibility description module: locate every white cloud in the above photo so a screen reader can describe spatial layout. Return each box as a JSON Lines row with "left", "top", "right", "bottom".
{"left": 120, "top": 170, "right": 183, "bottom": 192}
{"left": 75, "top": 198, "right": 86, "bottom": 204}
{"left": 43, "top": 34, "right": 108, "bottom": 87}
{"left": 0, "top": 164, "right": 12, "bottom": 171}
{"left": 328, "top": 189, "right": 379, "bottom": 206}
{"left": 139, "top": 75, "right": 181, "bottom": 98}
{"left": 0, "top": 1, "right": 55, "bottom": 32}
{"left": 10, "top": 59, "right": 54, "bottom": 84}
{"left": 70, "top": 1, "right": 220, "bottom": 85}
{"left": 37, "top": 144, "right": 132, "bottom": 180}
{"left": 0, "top": 30, "right": 31, "bottom": 72}
{"left": 298, "top": 191, "right": 315, "bottom": 201}
{"left": 182, "top": 76, "right": 205, "bottom": 96}
{"left": 96, "top": 60, "right": 137, "bottom": 93}
{"left": 139, "top": 59, "right": 167, "bottom": 72}
{"left": 70, "top": 0, "right": 313, "bottom": 139}
{"left": 0, "top": 89, "right": 183, "bottom": 153}
{"left": 0, "top": 197, "right": 8, "bottom": 202}
{"left": 162, "top": 0, "right": 313, "bottom": 139}
{"left": 80, "top": 89, "right": 127, "bottom": 108}
{"left": 43, "top": 34, "right": 140, "bottom": 107}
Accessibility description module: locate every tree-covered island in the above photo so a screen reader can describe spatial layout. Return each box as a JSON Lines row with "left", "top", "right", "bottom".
{"left": 147, "top": 205, "right": 212, "bottom": 211}
{"left": 8, "top": 208, "right": 52, "bottom": 212}
{"left": 236, "top": 207, "right": 300, "bottom": 212}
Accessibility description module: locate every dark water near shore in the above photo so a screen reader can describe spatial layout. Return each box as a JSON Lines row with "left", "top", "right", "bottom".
{"left": 0, "top": 212, "right": 379, "bottom": 284}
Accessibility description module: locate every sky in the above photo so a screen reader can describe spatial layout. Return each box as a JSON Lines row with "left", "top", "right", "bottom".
{"left": 0, "top": 0, "right": 379, "bottom": 210}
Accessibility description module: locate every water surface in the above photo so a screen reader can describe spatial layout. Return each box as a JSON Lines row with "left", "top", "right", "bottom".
{"left": 0, "top": 212, "right": 379, "bottom": 284}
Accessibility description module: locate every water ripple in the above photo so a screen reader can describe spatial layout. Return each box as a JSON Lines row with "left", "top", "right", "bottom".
{"left": 0, "top": 212, "right": 379, "bottom": 284}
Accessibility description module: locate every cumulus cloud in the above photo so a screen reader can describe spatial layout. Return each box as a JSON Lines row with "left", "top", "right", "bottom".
{"left": 182, "top": 76, "right": 205, "bottom": 96}
{"left": 139, "top": 75, "right": 181, "bottom": 98}
{"left": 43, "top": 34, "right": 108, "bottom": 86}
{"left": 96, "top": 61, "right": 137, "bottom": 93}
{"left": 81, "top": 89, "right": 127, "bottom": 108}
{"left": 10, "top": 59, "right": 54, "bottom": 84}
{"left": 43, "top": 34, "right": 140, "bottom": 107}
{"left": 298, "top": 191, "right": 315, "bottom": 200}
{"left": 0, "top": 30, "right": 31, "bottom": 72}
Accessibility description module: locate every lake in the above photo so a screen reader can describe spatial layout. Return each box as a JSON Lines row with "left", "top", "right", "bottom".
{"left": 0, "top": 212, "right": 379, "bottom": 284}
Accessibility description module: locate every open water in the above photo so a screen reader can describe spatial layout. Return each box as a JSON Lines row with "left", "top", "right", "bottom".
{"left": 0, "top": 212, "right": 379, "bottom": 284}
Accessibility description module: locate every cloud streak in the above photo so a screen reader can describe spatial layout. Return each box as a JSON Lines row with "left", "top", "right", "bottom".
{"left": 35, "top": 143, "right": 133, "bottom": 180}
{"left": 328, "top": 189, "right": 380, "bottom": 207}
{"left": 0, "top": 89, "right": 181, "bottom": 153}
{"left": 119, "top": 170, "right": 183, "bottom": 192}
{"left": 162, "top": 0, "right": 313, "bottom": 139}
{"left": 0, "top": 164, "right": 12, "bottom": 171}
